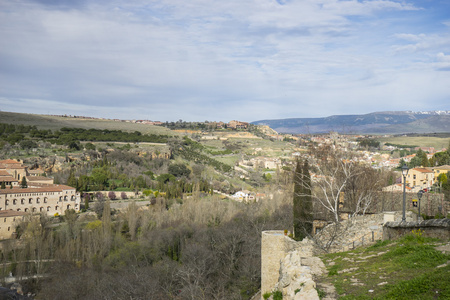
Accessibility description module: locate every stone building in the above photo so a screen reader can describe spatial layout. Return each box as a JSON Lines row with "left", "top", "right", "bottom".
{"left": 0, "top": 185, "right": 81, "bottom": 216}
{"left": 0, "top": 210, "right": 27, "bottom": 239}
{"left": 0, "top": 159, "right": 81, "bottom": 216}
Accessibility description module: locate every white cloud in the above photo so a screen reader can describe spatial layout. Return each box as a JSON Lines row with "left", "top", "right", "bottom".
{"left": 0, "top": 0, "right": 449, "bottom": 121}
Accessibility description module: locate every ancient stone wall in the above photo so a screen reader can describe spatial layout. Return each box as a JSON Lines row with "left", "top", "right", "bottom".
{"left": 383, "top": 218, "right": 450, "bottom": 240}
{"left": 261, "top": 231, "right": 298, "bottom": 297}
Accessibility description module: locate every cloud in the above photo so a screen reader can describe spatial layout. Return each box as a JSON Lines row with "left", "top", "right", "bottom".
{"left": 0, "top": 0, "right": 449, "bottom": 121}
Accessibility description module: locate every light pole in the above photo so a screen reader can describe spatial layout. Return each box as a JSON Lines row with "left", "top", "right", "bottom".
{"left": 417, "top": 190, "right": 423, "bottom": 221}
{"left": 401, "top": 164, "right": 409, "bottom": 222}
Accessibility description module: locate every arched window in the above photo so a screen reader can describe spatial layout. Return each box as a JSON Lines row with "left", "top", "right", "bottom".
{"left": 17, "top": 209, "right": 21, "bottom": 211}
{"left": 36, "top": 198, "right": 40, "bottom": 203}
{"left": 59, "top": 196, "right": 62, "bottom": 202}
{"left": 21, "top": 199, "right": 25, "bottom": 204}
{"left": 67, "top": 205, "right": 71, "bottom": 210}
{"left": 44, "top": 197, "right": 48, "bottom": 203}
{"left": 40, "top": 207, "right": 44, "bottom": 212}
{"left": 13, "top": 199, "right": 17, "bottom": 205}
{"left": 55, "top": 206, "right": 59, "bottom": 211}
{"left": 71, "top": 195, "right": 75, "bottom": 201}
{"left": 32, "top": 207, "right": 37, "bottom": 212}
{"left": 64, "top": 196, "right": 68, "bottom": 201}
{"left": 29, "top": 198, "right": 32, "bottom": 204}
{"left": 47, "top": 206, "right": 51, "bottom": 212}
{"left": 5, "top": 200, "right": 9, "bottom": 205}
{"left": 25, "top": 208, "right": 29, "bottom": 212}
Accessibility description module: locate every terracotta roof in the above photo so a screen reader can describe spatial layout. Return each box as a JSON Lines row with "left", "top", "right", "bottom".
{"left": 0, "top": 176, "right": 18, "bottom": 182}
{"left": 0, "top": 185, "right": 76, "bottom": 195}
{"left": 0, "top": 159, "right": 22, "bottom": 164}
{"left": 0, "top": 164, "right": 26, "bottom": 169}
{"left": 26, "top": 176, "right": 53, "bottom": 181}
{"left": 0, "top": 170, "right": 11, "bottom": 176}
{"left": 412, "top": 167, "right": 433, "bottom": 173}
{"left": 0, "top": 210, "right": 27, "bottom": 217}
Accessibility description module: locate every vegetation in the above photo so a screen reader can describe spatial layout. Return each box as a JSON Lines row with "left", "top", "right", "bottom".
{"left": 2, "top": 191, "right": 292, "bottom": 299}
{"left": 321, "top": 233, "right": 450, "bottom": 299}
{"left": 293, "top": 159, "right": 312, "bottom": 241}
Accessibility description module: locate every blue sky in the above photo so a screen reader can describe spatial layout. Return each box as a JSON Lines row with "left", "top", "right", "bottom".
{"left": 0, "top": 0, "right": 449, "bottom": 122}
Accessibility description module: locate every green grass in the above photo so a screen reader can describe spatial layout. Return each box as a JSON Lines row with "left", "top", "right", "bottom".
{"left": 377, "top": 136, "right": 450, "bottom": 150}
{"left": 321, "top": 234, "right": 450, "bottom": 300}
{"left": 0, "top": 111, "right": 178, "bottom": 136}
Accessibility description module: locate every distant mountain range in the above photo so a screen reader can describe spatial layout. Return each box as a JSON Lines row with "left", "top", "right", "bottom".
{"left": 252, "top": 111, "right": 450, "bottom": 134}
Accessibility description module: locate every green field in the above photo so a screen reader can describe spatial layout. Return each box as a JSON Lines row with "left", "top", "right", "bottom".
{"left": 378, "top": 136, "right": 450, "bottom": 150}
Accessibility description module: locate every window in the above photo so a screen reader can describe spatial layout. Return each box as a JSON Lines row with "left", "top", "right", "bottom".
{"left": 21, "top": 199, "right": 25, "bottom": 205}
{"left": 40, "top": 207, "right": 44, "bottom": 212}
{"left": 413, "top": 175, "right": 416, "bottom": 179}
{"left": 36, "top": 198, "right": 40, "bottom": 204}
{"left": 29, "top": 198, "right": 32, "bottom": 204}
{"left": 44, "top": 197, "right": 48, "bottom": 203}
{"left": 47, "top": 207, "right": 51, "bottom": 212}
{"left": 5, "top": 200, "right": 9, "bottom": 205}
{"left": 13, "top": 199, "right": 17, "bottom": 205}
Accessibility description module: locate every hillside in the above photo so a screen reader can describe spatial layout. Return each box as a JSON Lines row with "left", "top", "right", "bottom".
{"left": 0, "top": 111, "right": 178, "bottom": 136}
{"left": 252, "top": 111, "right": 450, "bottom": 134}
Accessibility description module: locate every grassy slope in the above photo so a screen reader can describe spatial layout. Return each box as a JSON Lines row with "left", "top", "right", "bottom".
{"left": 319, "top": 235, "right": 450, "bottom": 300}
{"left": 377, "top": 136, "right": 450, "bottom": 150}
{"left": 0, "top": 111, "right": 179, "bottom": 136}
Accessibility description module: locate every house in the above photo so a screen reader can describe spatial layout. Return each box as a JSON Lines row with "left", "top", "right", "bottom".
{"left": 227, "top": 120, "right": 249, "bottom": 130}
{"left": 0, "top": 210, "right": 26, "bottom": 239}
{"left": 403, "top": 167, "right": 434, "bottom": 190}
{"left": 0, "top": 170, "right": 19, "bottom": 188}
{"left": 232, "top": 190, "right": 256, "bottom": 202}
{"left": 432, "top": 165, "right": 450, "bottom": 181}
{"left": 0, "top": 159, "right": 27, "bottom": 182}
{"left": 382, "top": 184, "right": 417, "bottom": 193}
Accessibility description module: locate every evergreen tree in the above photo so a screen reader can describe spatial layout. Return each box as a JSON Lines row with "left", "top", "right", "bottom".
{"left": 20, "top": 177, "right": 28, "bottom": 188}
{"left": 293, "top": 159, "right": 313, "bottom": 241}
{"left": 67, "top": 169, "right": 77, "bottom": 188}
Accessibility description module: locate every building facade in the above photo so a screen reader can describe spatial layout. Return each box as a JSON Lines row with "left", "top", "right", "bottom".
{"left": 403, "top": 167, "right": 434, "bottom": 190}
{"left": 0, "top": 185, "right": 81, "bottom": 216}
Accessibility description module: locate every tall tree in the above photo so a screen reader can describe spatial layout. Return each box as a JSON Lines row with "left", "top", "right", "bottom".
{"left": 293, "top": 159, "right": 313, "bottom": 240}
{"left": 20, "top": 177, "right": 27, "bottom": 188}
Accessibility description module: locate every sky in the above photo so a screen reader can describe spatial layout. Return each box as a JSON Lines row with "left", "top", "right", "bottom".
{"left": 0, "top": 0, "right": 449, "bottom": 122}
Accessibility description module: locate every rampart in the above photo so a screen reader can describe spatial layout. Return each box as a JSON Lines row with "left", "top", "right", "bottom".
{"left": 383, "top": 218, "right": 450, "bottom": 240}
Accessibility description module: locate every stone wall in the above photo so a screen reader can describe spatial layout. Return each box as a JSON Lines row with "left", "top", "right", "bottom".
{"left": 261, "top": 231, "right": 299, "bottom": 297}
{"left": 383, "top": 218, "right": 450, "bottom": 240}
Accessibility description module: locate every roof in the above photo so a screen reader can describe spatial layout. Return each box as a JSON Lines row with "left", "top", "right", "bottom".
{"left": 0, "top": 185, "right": 76, "bottom": 195}
{"left": 26, "top": 176, "right": 53, "bottom": 182}
{"left": 0, "top": 210, "right": 27, "bottom": 217}
{"left": 412, "top": 167, "right": 433, "bottom": 173}
{"left": 0, "top": 170, "right": 11, "bottom": 176}
{"left": 0, "top": 176, "right": 18, "bottom": 182}
{"left": 433, "top": 165, "right": 450, "bottom": 171}
{"left": 0, "top": 159, "right": 22, "bottom": 164}
{"left": 0, "top": 163, "right": 26, "bottom": 169}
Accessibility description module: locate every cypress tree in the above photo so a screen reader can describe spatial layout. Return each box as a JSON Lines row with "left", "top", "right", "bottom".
{"left": 21, "top": 177, "right": 28, "bottom": 188}
{"left": 293, "top": 159, "right": 313, "bottom": 240}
